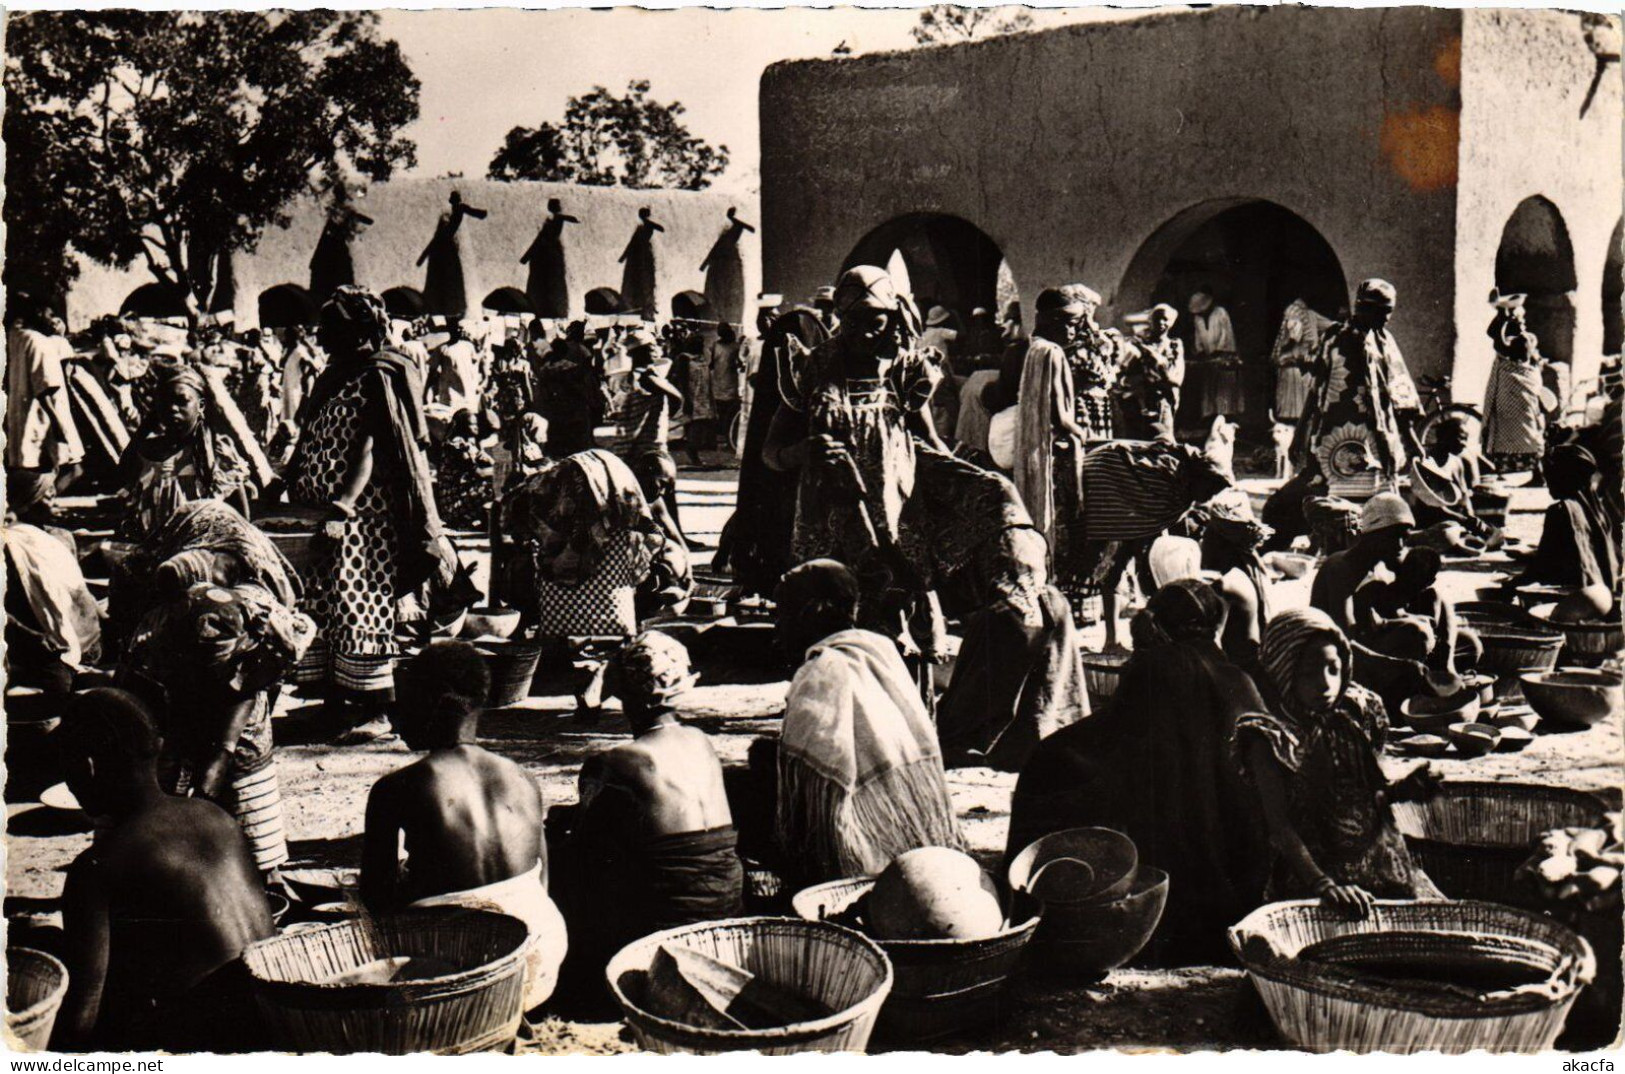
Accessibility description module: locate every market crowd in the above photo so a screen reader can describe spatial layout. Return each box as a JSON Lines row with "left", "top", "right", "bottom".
{"left": 6, "top": 250, "right": 1621, "bottom": 1049}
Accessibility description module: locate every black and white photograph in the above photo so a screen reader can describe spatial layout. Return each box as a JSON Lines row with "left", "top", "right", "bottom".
{"left": 2, "top": 1, "right": 1622, "bottom": 1059}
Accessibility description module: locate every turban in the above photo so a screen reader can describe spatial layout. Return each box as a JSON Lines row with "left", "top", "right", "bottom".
{"left": 605, "top": 630, "right": 696, "bottom": 704}
{"left": 1355, "top": 278, "right": 1398, "bottom": 311}
{"left": 833, "top": 266, "right": 898, "bottom": 315}
{"left": 320, "top": 285, "right": 390, "bottom": 349}
{"left": 1036, "top": 284, "right": 1100, "bottom": 316}
{"left": 1359, "top": 491, "right": 1414, "bottom": 534}
{"left": 148, "top": 357, "right": 206, "bottom": 401}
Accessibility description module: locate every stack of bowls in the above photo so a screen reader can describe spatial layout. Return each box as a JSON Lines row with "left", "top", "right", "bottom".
{"left": 1006, "top": 827, "right": 1167, "bottom": 980}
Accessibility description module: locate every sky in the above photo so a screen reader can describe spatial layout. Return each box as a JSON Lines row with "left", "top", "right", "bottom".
{"left": 376, "top": 7, "right": 1122, "bottom": 196}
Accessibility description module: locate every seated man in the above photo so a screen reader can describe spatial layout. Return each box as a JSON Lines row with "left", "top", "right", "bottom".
{"left": 361, "top": 641, "right": 566, "bottom": 1012}
{"left": 54, "top": 688, "right": 273, "bottom": 1053}
{"left": 1309, "top": 493, "right": 1433, "bottom": 710}
{"left": 560, "top": 631, "right": 743, "bottom": 985}
{"left": 1353, "top": 546, "right": 1480, "bottom": 676}
{"left": 774, "top": 560, "right": 965, "bottom": 886}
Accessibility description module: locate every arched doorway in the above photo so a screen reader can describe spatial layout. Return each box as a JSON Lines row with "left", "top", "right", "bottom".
{"left": 381, "top": 286, "right": 425, "bottom": 320}
{"left": 1603, "top": 217, "right": 1623, "bottom": 357}
{"left": 1117, "top": 198, "right": 1350, "bottom": 429}
{"left": 482, "top": 287, "right": 533, "bottom": 316}
{"left": 258, "top": 283, "right": 318, "bottom": 329}
{"left": 119, "top": 282, "right": 190, "bottom": 321}
{"left": 1494, "top": 196, "right": 1577, "bottom": 367}
{"left": 671, "top": 290, "right": 711, "bottom": 321}
{"left": 585, "top": 287, "right": 624, "bottom": 316}
{"left": 842, "top": 214, "right": 1014, "bottom": 326}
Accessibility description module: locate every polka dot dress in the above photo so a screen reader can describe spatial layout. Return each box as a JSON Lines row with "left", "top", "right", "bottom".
{"left": 290, "top": 376, "right": 402, "bottom": 691}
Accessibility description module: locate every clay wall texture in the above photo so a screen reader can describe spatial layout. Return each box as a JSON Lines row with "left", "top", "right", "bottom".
{"left": 761, "top": 5, "right": 1623, "bottom": 388}
{"left": 65, "top": 178, "right": 755, "bottom": 329}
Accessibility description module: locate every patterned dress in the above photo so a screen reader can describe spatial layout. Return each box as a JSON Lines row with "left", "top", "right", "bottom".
{"left": 290, "top": 376, "right": 404, "bottom": 695}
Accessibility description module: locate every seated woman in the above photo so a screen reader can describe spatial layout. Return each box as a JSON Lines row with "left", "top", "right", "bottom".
{"left": 1516, "top": 443, "right": 1620, "bottom": 605}
{"left": 498, "top": 448, "right": 689, "bottom": 639}
{"left": 1233, "top": 609, "right": 1442, "bottom": 916}
{"left": 558, "top": 632, "right": 742, "bottom": 997}
{"left": 120, "top": 582, "right": 314, "bottom": 876}
{"left": 774, "top": 560, "right": 964, "bottom": 887}
{"left": 116, "top": 358, "right": 276, "bottom": 540}
{"left": 432, "top": 409, "right": 495, "bottom": 531}
{"left": 1006, "top": 580, "right": 1271, "bottom": 965}
{"left": 53, "top": 689, "right": 273, "bottom": 1053}
{"left": 918, "top": 450, "right": 1088, "bottom": 772}
{"left": 361, "top": 641, "right": 566, "bottom": 1013}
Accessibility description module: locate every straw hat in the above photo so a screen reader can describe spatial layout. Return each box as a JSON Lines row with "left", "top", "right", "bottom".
{"left": 926, "top": 306, "right": 952, "bottom": 328}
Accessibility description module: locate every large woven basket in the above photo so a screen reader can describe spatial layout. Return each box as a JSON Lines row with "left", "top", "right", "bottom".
{"left": 790, "top": 878, "right": 1041, "bottom": 1045}
{"left": 6, "top": 948, "right": 68, "bottom": 1052}
{"left": 1528, "top": 608, "right": 1625, "bottom": 666}
{"left": 1079, "top": 651, "right": 1132, "bottom": 709}
{"left": 1457, "top": 602, "right": 1566, "bottom": 699}
{"left": 1392, "top": 782, "right": 1609, "bottom": 909}
{"left": 1230, "top": 900, "right": 1594, "bottom": 1053}
{"left": 606, "top": 917, "right": 892, "bottom": 1054}
{"left": 242, "top": 909, "right": 530, "bottom": 1055}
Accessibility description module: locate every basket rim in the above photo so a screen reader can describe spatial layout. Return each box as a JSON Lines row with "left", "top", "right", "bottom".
{"left": 5, "top": 948, "right": 69, "bottom": 1024}
{"left": 605, "top": 915, "right": 894, "bottom": 1043}
{"left": 788, "top": 877, "right": 1043, "bottom": 950}
{"left": 241, "top": 909, "right": 532, "bottom": 994}
{"left": 1228, "top": 899, "right": 1596, "bottom": 1015}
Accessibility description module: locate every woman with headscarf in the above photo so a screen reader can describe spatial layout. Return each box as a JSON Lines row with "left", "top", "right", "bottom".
{"left": 1482, "top": 292, "right": 1553, "bottom": 477}
{"left": 1199, "top": 488, "right": 1275, "bottom": 666}
{"left": 1068, "top": 287, "right": 1126, "bottom": 442}
{"left": 1233, "top": 609, "right": 1442, "bottom": 917}
{"left": 1006, "top": 580, "right": 1271, "bottom": 964}
{"left": 117, "top": 357, "right": 276, "bottom": 540}
{"left": 120, "top": 582, "right": 314, "bottom": 874}
{"left": 498, "top": 448, "right": 688, "bottom": 638}
{"left": 762, "top": 266, "right": 943, "bottom": 638}
{"left": 1516, "top": 442, "right": 1620, "bottom": 600}
{"left": 288, "top": 285, "right": 469, "bottom": 716}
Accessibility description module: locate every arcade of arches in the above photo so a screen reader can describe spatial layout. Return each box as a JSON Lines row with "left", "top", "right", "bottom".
{"left": 843, "top": 214, "right": 1018, "bottom": 327}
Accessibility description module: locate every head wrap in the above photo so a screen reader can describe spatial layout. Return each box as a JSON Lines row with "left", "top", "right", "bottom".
{"left": 1204, "top": 487, "right": 1273, "bottom": 548}
{"left": 1359, "top": 491, "right": 1415, "bottom": 534}
{"left": 320, "top": 285, "right": 390, "bottom": 351}
{"left": 1355, "top": 278, "right": 1398, "bottom": 312}
{"left": 833, "top": 266, "right": 898, "bottom": 315}
{"left": 926, "top": 306, "right": 952, "bottom": 328}
{"left": 1134, "top": 578, "right": 1226, "bottom": 648}
{"left": 148, "top": 357, "right": 206, "bottom": 402}
{"left": 1036, "top": 284, "right": 1099, "bottom": 317}
{"left": 604, "top": 630, "right": 696, "bottom": 705}
{"left": 1259, "top": 608, "right": 1350, "bottom": 718}
{"left": 1148, "top": 535, "right": 1204, "bottom": 589}
{"left": 1152, "top": 303, "right": 1179, "bottom": 326}
{"left": 625, "top": 326, "right": 659, "bottom": 351}
{"left": 1188, "top": 291, "right": 1215, "bottom": 316}
{"left": 814, "top": 286, "right": 836, "bottom": 305}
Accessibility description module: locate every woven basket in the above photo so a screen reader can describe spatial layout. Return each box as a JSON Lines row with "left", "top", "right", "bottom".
{"left": 1230, "top": 900, "right": 1594, "bottom": 1053}
{"left": 1529, "top": 609, "right": 1624, "bottom": 666}
{"left": 1457, "top": 603, "right": 1566, "bottom": 699}
{"left": 606, "top": 917, "right": 892, "bottom": 1054}
{"left": 1079, "top": 651, "right": 1132, "bottom": 709}
{"left": 790, "top": 878, "right": 1041, "bottom": 1045}
{"left": 242, "top": 909, "right": 530, "bottom": 1055}
{"left": 6, "top": 948, "right": 68, "bottom": 1052}
{"left": 1392, "top": 782, "right": 1610, "bottom": 909}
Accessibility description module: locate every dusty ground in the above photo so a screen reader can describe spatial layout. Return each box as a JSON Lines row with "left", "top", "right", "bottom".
{"left": 6, "top": 467, "right": 1621, "bottom": 1053}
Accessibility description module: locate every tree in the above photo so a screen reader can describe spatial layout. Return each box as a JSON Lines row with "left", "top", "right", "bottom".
{"left": 488, "top": 80, "right": 728, "bottom": 191}
{"left": 3, "top": 11, "right": 420, "bottom": 322}
{"left": 911, "top": 5, "right": 1034, "bottom": 45}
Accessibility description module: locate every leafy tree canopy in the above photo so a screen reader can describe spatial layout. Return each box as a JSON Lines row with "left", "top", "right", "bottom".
{"left": 911, "top": 5, "right": 1034, "bottom": 45}
{"left": 488, "top": 80, "right": 728, "bottom": 191}
{"left": 4, "top": 10, "right": 420, "bottom": 320}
